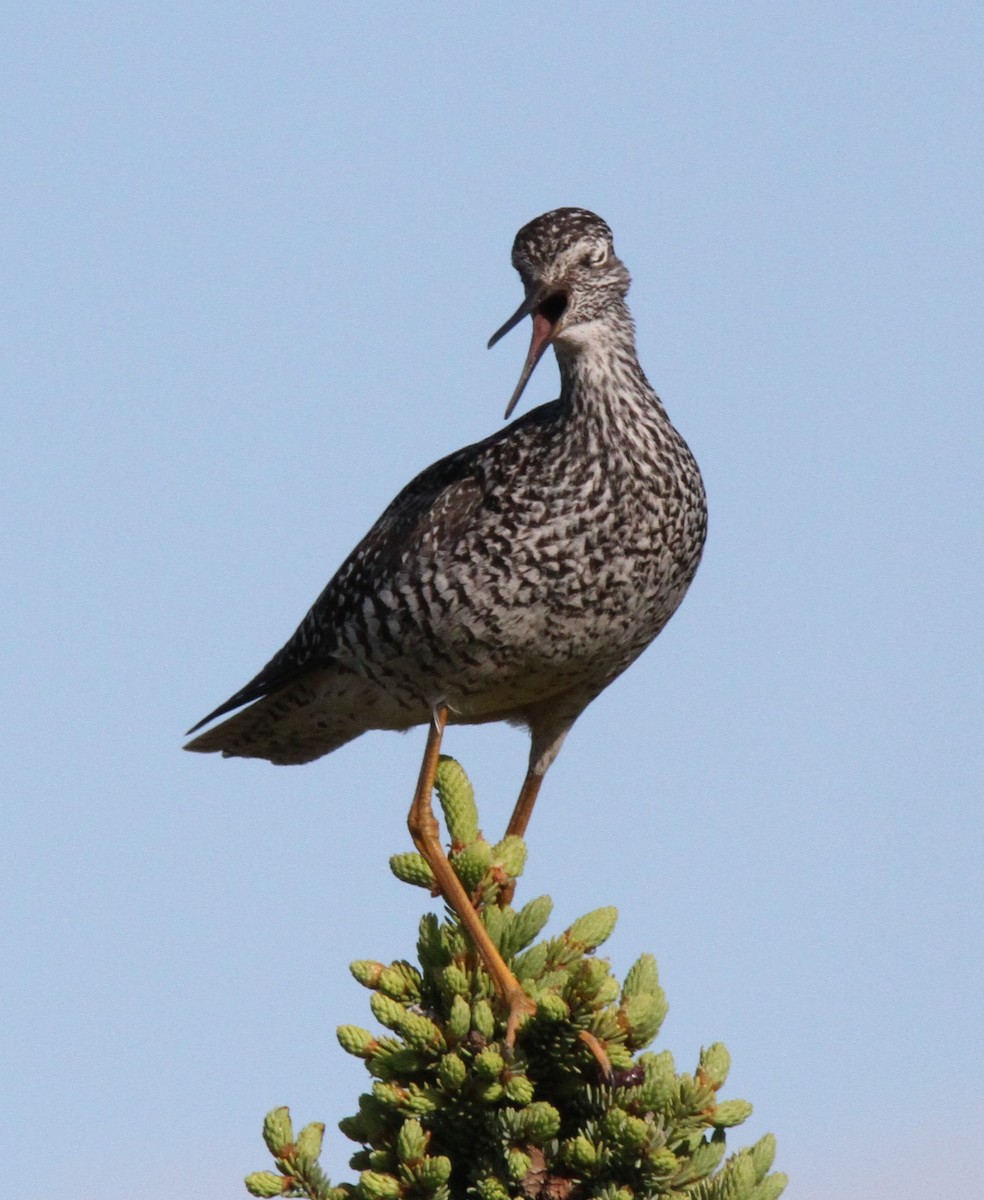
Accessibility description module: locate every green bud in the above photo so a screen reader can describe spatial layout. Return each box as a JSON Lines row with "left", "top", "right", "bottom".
{"left": 371, "top": 1082, "right": 406, "bottom": 1110}
{"left": 262, "top": 1107, "right": 294, "bottom": 1156}
{"left": 295, "top": 1121, "right": 324, "bottom": 1160}
{"left": 503, "top": 1075, "right": 535, "bottom": 1105}
{"left": 478, "top": 1080, "right": 505, "bottom": 1103}
{"left": 352, "top": 1095, "right": 389, "bottom": 1141}
{"left": 533, "top": 992, "right": 569, "bottom": 1022}
{"left": 698, "top": 1043, "right": 731, "bottom": 1089}
{"left": 621, "top": 952, "right": 660, "bottom": 999}
{"left": 600, "top": 1108, "right": 628, "bottom": 1142}
{"left": 506, "top": 1149, "right": 531, "bottom": 1183}
{"left": 473, "top": 1047, "right": 505, "bottom": 1078}
{"left": 396, "top": 1118, "right": 428, "bottom": 1164}
{"left": 359, "top": 1170, "right": 403, "bottom": 1200}
{"left": 377, "top": 966, "right": 412, "bottom": 1001}
{"left": 567, "top": 906, "right": 618, "bottom": 951}
{"left": 753, "top": 1173, "right": 789, "bottom": 1200}
{"left": 401, "top": 1085, "right": 441, "bottom": 1116}
{"left": 437, "top": 1052, "right": 467, "bottom": 1089}
{"left": 649, "top": 1148, "right": 678, "bottom": 1175}
{"left": 441, "top": 963, "right": 470, "bottom": 996}
{"left": 510, "top": 896, "right": 552, "bottom": 953}
{"left": 565, "top": 956, "right": 612, "bottom": 1005}
{"left": 514, "top": 942, "right": 549, "bottom": 982}
{"left": 598, "top": 976, "right": 621, "bottom": 1006}
{"left": 350, "top": 960, "right": 385, "bottom": 988}
{"left": 435, "top": 756, "right": 478, "bottom": 843}
{"left": 475, "top": 1176, "right": 511, "bottom": 1200}
{"left": 370, "top": 992, "right": 407, "bottom": 1031}
{"left": 519, "top": 1101, "right": 561, "bottom": 1142}
{"left": 750, "top": 1133, "right": 777, "bottom": 1178}
{"left": 447, "top": 994, "right": 471, "bottom": 1039}
{"left": 471, "top": 998, "right": 495, "bottom": 1039}
{"left": 620, "top": 990, "right": 668, "bottom": 1050}
{"left": 566, "top": 1134, "right": 598, "bottom": 1170}
{"left": 712, "top": 1099, "right": 753, "bottom": 1128}
{"left": 589, "top": 1009, "right": 620, "bottom": 1045}
{"left": 337, "top": 1025, "right": 379, "bottom": 1059}
{"left": 646, "top": 1049, "right": 676, "bottom": 1080}
{"left": 675, "top": 1072, "right": 702, "bottom": 1110}
{"left": 368, "top": 1045, "right": 428, "bottom": 1081}
{"left": 686, "top": 1138, "right": 727, "bottom": 1180}
{"left": 338, "top": 1115, "right": 366, "bottom": 1143}
{"left": 400, "top": 1010, "right": 446, "bottom": 1053}
{"left": 490, "top": 835, "right": 527, "bottom": 880}
{"left": 721, "top": 1152, "right": 756, "bottom": 1194}
{"left": 392, "top": 960, "right": 423, "bottom": 990}
{"left": 389, "top": 852, "right": 435, "bottom": 889}
{"left": 637, "top": 1078, "right": 672, "bottom": 1114}
{"left": 245, "top": 1171, "right": 286, "bottom": 1197}
{"left": 481, "top": 902, "right": 506, "bottom": 949}
{"left": 367, "top": 1149, "right": 393, "bottom": 1172}
{"left": 452, "top": 839, "right": 493, "bottom": 893}
{"left": 621, "top": 1115, "right": 651, "bottom": 1151}
{"left": 416, "top": 913, "right": 448, "bottom": 970}
{"left": 538, "top": 966, "right": 574, "bottom": 992}
{"left": 414, "top": 1155, "right": 452, "bottom": 1189}
{"left": 607, "top": 1043, "right": 634, "bottom": 1072}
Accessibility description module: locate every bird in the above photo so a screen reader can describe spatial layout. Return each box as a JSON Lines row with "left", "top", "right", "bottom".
{"left": 186, "top": 207, "right": 707, "bottom": 1036}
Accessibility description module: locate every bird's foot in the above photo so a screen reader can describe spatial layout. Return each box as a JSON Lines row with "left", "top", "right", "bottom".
{"left": 577, "top": 1029, "right": 614, "bottom": 1084}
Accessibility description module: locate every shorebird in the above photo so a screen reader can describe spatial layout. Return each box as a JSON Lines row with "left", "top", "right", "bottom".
{"left": 187, "top": 208, "right": 707, "bottom": 1036}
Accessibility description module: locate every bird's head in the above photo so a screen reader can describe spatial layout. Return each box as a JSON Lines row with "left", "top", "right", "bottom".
{"left": 488, "top": 208, "right": 632, "bottom": 417}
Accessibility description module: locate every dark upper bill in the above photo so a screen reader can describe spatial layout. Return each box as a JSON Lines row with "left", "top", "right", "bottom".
{"left": 488, "top": 290, "right": 569, "bottom": 419}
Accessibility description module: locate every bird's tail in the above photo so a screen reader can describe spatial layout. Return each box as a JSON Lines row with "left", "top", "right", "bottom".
{"left": 182, "top": 672, "right": 386, "bottom": 763}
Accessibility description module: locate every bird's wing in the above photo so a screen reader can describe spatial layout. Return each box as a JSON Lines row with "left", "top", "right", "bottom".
{"left": 186, "top": 450, "right": 488, "bottom": 734}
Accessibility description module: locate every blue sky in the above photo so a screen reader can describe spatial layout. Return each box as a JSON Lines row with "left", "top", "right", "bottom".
{"left": 3, "top": 5, "right": 981, "bottom": 1198}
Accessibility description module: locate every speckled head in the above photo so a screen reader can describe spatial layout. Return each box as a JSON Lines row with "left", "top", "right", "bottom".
{"left": 489, "top": 208, "right": 633, "bottom": 419}
{"left": 511, "top": 208, "right": 615, "bottom": 281}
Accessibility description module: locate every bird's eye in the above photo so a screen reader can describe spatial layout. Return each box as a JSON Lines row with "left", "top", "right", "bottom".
{"left": 581, "top": 241, "right": 609, "bottom": 267}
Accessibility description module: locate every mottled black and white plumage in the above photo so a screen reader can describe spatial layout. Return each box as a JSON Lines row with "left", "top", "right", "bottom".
{"left": 186, "top": 208, "right": 707, "bottom": 794}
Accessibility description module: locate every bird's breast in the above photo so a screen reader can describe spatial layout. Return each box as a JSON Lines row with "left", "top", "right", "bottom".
{"left": 333, "top": 414, "right": 706, "bottom": 717}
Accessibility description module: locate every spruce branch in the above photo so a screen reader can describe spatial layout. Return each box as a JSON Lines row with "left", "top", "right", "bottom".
{"left": 246, "top": 757, "right": 786, "bottom": 1200}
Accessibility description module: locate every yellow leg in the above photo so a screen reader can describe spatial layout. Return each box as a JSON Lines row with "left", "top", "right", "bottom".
{"left": 498, "top": 768, "right": 544, "bottom": 906}
{"left": 500, "top": 754, "right": 611, "bottom": 1079}
{"left": 505, "top": 767, "right": 543, "bottom": 839}
{"left": 407, "top": 706, "right": 535, "bottom": 1044}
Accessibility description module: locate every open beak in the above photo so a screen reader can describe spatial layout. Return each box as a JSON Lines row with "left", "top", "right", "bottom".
{"left": 488, "top": 290, "right": 568, "bottom": 419}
